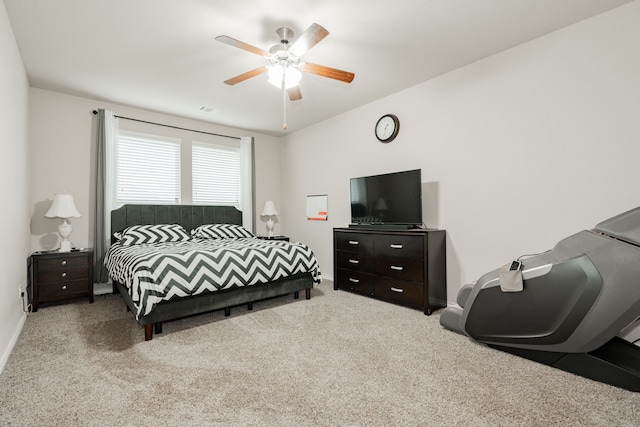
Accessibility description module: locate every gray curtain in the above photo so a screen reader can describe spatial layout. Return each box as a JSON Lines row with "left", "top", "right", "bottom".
{"left": 240, "top": 136, "right": 255, "bottom": 231}
{"left": 93, "top": 109, "right": 108, "bottom": 283}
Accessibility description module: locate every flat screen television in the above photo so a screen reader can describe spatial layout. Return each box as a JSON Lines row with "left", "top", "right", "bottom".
{"left": 350, "top": 169, "right": 422, "bottom": 229}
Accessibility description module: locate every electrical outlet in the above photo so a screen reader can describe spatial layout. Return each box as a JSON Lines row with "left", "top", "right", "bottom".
{"left": 19, "top": 285, "right": 24, "bottom": 300}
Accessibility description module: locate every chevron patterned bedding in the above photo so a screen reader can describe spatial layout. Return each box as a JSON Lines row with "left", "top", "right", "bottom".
{"left": 105, "top": 237, "right": 321, "bottom": 319}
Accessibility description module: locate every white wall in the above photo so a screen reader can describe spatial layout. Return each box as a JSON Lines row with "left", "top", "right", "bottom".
{"left": 280, "top": 2, "right": 640, "bottom": 303}
{"left": 0, "top": 1, "right": 30, "bottom": 372}
{"left": 28, "top": 88, "right": 283, "bottom": 253}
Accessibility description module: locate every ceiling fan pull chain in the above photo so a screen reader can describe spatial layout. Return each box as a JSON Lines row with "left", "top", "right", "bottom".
{"left": 282, "top": 75, "right": 288, "bottom": 130}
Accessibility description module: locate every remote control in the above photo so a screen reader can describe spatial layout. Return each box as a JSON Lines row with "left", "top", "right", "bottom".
{"left": 509, "top": 260, "right": 522, "bottom": 271}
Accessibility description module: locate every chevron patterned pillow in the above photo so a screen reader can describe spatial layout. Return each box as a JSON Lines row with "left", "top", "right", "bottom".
{"left": 191, "top": 224, "right": 255, "bottom": 240}
{"left": 117, "top": 224, "right": 191, "bottom": 245}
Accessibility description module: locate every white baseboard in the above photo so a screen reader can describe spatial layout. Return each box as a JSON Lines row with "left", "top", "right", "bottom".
{"left": 0, "top": 312, "right": 26, "bottom": 375}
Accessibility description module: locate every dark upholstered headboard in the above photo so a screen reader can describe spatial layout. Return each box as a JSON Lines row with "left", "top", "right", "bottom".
{"left": 111, "top": 204, "right": 243, "bottom": 243}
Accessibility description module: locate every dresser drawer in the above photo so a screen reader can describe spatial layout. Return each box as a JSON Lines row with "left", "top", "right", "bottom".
{"left": 374, "top": 256, "right": 424, "bottom": 282}
{"left": 39, "top": 279, "right": 88, "bottom": 299}
{"left": 375, "top": 277, "right": 424, "bottom": 308}
{"left": 38, "top": 255, "right": 89, "bottom": 271}
{"left": 336, "top": 250, "right": 374, "bottom": 272}
{"left": 336, "top": 269, "right": 375, "bottom": 295}
{"left": 375, "top": 234, "right": 424, "bottom": 258}
{"left": 38, "top": 268, "right": 89, "bottom": 284}
{"left": 335, "top": 232, "right": 374, "bottom": 254}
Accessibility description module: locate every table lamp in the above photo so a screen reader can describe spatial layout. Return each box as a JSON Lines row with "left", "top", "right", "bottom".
{"left": 45, "top": 193, "right": 82, "bottom": 252}
{"left": 260, "top": 201, "right": 279, "bottom": 237}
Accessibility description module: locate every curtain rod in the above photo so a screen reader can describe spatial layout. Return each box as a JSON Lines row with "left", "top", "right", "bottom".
{"left": 92, "top": 110, "right": 240, "bottom": 140}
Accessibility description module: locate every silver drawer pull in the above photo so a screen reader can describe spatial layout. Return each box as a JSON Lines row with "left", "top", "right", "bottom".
{"left": 390, "top": 265, "right": 403, "bottom": 271}
{"left": 349, "top": 278, "right": 360, "bottom": 283}
{"left": 391, "top": 287, "right": 404, "bottom": 293}
{"left": 61, "top": 260, "right": 67, "bottom": 265}
{"left": 62, "top": 285, "right": 67, "bottom": 290}
{"left": 348, "top": 240, "right": 359, "bottom": 245}
{"left": 390, "top": 244, "right": 403, "bottom": 249}
{"left": 349, "top": 259, "right": 360, "bottom": 264}
{"left": 61, "top": 272, "right": 67, "bottom": 278}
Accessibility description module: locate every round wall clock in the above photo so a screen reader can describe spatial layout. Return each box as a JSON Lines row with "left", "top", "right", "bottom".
{"left": 375, "top": 114, "right": 400, "bottom": 143}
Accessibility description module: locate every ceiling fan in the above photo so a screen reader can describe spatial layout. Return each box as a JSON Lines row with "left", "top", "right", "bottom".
{"left": 215, "top": 23, "right": 355, "bottom": 103}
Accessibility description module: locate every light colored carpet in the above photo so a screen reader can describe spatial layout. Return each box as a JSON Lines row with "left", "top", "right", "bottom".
{"left": 1, "top": 280, "right": 639, "bottom": 426}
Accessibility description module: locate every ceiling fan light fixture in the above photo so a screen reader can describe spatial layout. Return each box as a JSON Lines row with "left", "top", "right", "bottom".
{"left": 285, "top": 67, "right": 302, "bottom": 88}
{"left": 267, "top": 64, "right": 301, "bottom": 89}
{"left": 217, "top": 22, "right": 355, "bottom": 126}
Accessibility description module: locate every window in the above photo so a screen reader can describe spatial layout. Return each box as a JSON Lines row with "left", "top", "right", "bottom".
{"left": 192, "top": 142, "right": 241, "bottom": 205}
{"left": 114, "top": 131, "right": 247, "bottom": 208}
{"left": 116, "top": 131, "right": 181, "bottom": 206}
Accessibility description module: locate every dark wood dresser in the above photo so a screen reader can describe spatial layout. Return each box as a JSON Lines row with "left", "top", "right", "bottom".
{"left": 29, "top": 249, "right": 94, "bottom": 311}
{"left": 333, "top": 228, "right": 446, "bottom": 315}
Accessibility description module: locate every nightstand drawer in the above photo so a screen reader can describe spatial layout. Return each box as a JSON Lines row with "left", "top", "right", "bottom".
{"left": 38, "top": 268, "right": 89, "bottom": 283}
{"left": 39, "top": 280, "right": 88, "bottom": 298}
{"left": 375, "top": 234, "right": 424, "bottom": 259}
{"left": 38, "top": 256, "right": 89, "bottom": 271}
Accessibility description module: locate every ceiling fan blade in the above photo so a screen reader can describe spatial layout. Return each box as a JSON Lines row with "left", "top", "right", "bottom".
{"left": 301, "top": 62, "right": 355, "bottom": 83}
{"left": 288, "top": 23, "right": 329, "bottom": 57}
{"left": 288, "top": 86, "right": 302, "bottom": 101}
{"left": 223, "top": 67, "right": 267, "bottom": 85}
{"left": 215, "top": 35, "right": 270, "bottom": 57}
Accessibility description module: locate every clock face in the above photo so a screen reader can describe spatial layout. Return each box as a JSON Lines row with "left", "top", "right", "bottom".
{"left": 375, "top": 114, "right": 399, "bottom": 142}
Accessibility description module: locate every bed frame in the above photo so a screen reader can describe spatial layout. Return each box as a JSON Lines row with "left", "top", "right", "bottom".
{"left": 110, "top": 204, "right": 314, "bottom": 341}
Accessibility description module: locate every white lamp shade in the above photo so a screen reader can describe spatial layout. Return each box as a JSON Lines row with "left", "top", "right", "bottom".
{"left": 45, "top": 193, "right": 82, "bottom": 219}
{"left": 267, "top": 65, "right": 301, "bottom": 90}
{"left": 261, "top": 201, "right": 279, "bottom": 217}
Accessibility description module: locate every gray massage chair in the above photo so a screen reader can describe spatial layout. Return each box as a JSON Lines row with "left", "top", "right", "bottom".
{"left": 440, "top": 207, "right": 640, "bottom": 391}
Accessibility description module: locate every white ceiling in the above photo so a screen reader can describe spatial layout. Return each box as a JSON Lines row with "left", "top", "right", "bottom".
{"left": 4, "top": 0, "right": 632, "bottom": 136}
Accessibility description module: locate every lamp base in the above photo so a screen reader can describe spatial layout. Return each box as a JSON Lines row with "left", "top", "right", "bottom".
{"left": 59, "top": 240, "right": 72, "bottom": 252}
{"left": 58, "top": 219, "right": 73, "bottom": 252}
{"left": 266, "top": 218, "right": 275, "bottom": 237}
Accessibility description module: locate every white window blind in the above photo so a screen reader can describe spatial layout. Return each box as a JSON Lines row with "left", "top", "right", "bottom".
{"left": 192, "top": 142, "right": 240, "bottom": 205}
{"left": 116, "top": 132, "right": 181, "bottom": 206}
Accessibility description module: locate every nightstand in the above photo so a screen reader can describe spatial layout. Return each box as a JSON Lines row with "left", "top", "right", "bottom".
{"left": 258, "top": 236, "right": 290, "bottom": 242}
{"left": 29, "top": 249, "right": 94, "bottom": 312}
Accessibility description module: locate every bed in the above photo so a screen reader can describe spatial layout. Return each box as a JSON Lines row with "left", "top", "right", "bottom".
{"left": 105, "top": 204, "right": 321, "bottom": 340}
